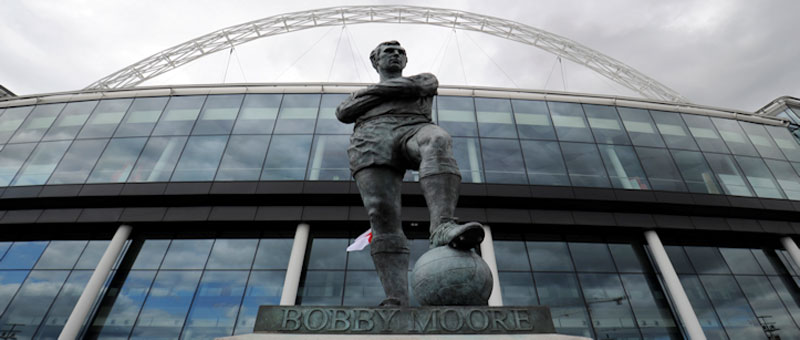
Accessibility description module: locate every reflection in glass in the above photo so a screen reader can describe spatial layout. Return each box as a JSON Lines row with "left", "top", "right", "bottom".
{"left": 0, "top": 271, "right": 28, "bottom": 318}
{"left": 736, "top": 276, "right": 800, "bottom": 339}
{"left": 215, "top": 135, "right": 270, "bottom": 181}
{"left": 34, "top": 270, "right": 92, "bottom": 339}
{"left": 670, "top": 150, "right": 721, "bottom": 194}
{"left": 86, "top": 137, "right": 148, "bottom": 183}
{"left": 764, "top": 159, "right": 800, "bottom": 200}
{"left": 684, "top": 247, "right": 731, "bottom": 274}
{"left": 75, "top": 240, "right": 111, "bottom": 269}
{"left": 618, "top": 107, "right": 665, "bottom": 148}
{"left": 704, "top": 153, "right": 753, "bottom": 196}
{"left": 535, "top": 273, "right": 592, "bottom": 337}
{"left": 512, "top": 99, "right": 555, "bottom": 140}
{"left": 114, "top": 97, "right": 169, "bottom": 137}
{"left": 345, "top": 238, "right": 374, "bottom": 270}
{"left": 0, "top": 242, "right": 47, "bottom": 269}
{"left": 451, "top": 137, "right": 483, "bottom": 183}
{"left": 181, "top": 271, "right": 248, "bottom": 339}
{"left": 171, "top": 135, "right": 228, "bottom": 181}
{"left": 635, "top": 146, "right": 687, "bottom": 192}
{"left": 234, "top": 271, "right": 284, "bottom": 334}
{"left": 768, "top": 276, "right": 800, "bottom": 327}
{"left": 475, "top": 97, "right": 517, "bottom": 138}
{"left": 493, "top": 241, "right": 530, "bottom": 270}
{"left": 527, "top": 241, "right": 574, "bottom": 271}
{"left": 11, "top": 141, "right": 71, "bottom": 186}
{"left": 578, "top": 273, "right": 638, "bottom": 336}
{"left": 78, "top": 98, "right": 133, "bottom": 139}
{"left": 521, "top": 140, "right": 569, "bottom": 186}
{"left": 273, "top": 94, "right": 320, "bottom": 134}
{"left": 734, "top": 156, "right": 785, "bottom": 199}
{"left": 252, "top": 239, "right": 293, "bottom": 270}
{"left": 47, "top": 139, "right": 109, "bottom": 184}
{"left": 598, "top": 144, "right": 649, "bottom": 190}
{"left": 42, "top": 101, "right": 97, "bottom": 141}
{"left": 261, "top": 135, "right": 312, "bottom": 180}
{"left": 307, "top": 135, "right": 350, "bottom": 181}
{"left": 343, "top": 271, "right": 384, "bottom": 306}
{"left": 765, "top": 125, "right": 800, "bottom": 162}
{"left": 677, "top": 275, "right": 728, "bottom": 339}
{"left": 298, "top": 271, "right": 344, "bottom": 306}
{"left": 480, "top": 138, "right": 527, "bottom": 184}
{"left": 10, "top": 103, "right": 65, "bottom": 144}
{"left": 609, "top": 244, "right": 648, "bottom": 273}
{"left": 569, "top": 243, "right": 616, "bottom": 272}
{"left": 205, "top": 239, "right": 258, "bottom": 270}
{"left": 583, "top": 104, "right": 630, "bottom": 145}
{"left": 711, "top": 117, "right": 759, "bottom": 156}
{"left": 130, "top": 271, "right": 202, "bottom": 340}
{"left": 0, "top": 106, "right": 34, "bottom": 143}
{"left": 560, "top": 142, "right": 610, "bottom": 188}
{"left": 306, "top": 238, "right": 348, "bottom": 270}
{"left": 87, "top": 271, "right": 156, "bottom": 339}
{"left": 191, "top": 94, "right": 244, "bottom": 135}
{"left": 719, "top": 248, "right": 763, "bottom": 275}
{"left": 498, "top": 272, "right": 537, "bottom": 306}
{"left": 0, "top": 270, "right": 69, "bottom": 338}
{"left": 663, "top": 246, "right": 695, "bottom": 274}
{"left": 128, "top": 136, "right": 187, "bottom": 182}
{"left": 437, "top": 96, "right": 477, "bottom": 137}
{"left": 131, "top": 240, "right": 170, "bottom": 270}
{"left": 651, "top": 111, "right": 699, "bottom": 151}
{"left": 34, "top": 240, "right": 86, "bottom": 269}
{"left": 152, "top": 96, "right": 207, "bottom": 136}
{"left": 740, "top": 122, "right": 785, "bottom": 160}
{"left": 0, "top": 143, "right": 36, "bottom": 186}
{"left": 160, "top": 240, "right": 213, "bottom": 270}
{"left": 683, "top": 114, "right": 729, "bottom": 154}
{"left": 232, "top": 94, "right": 281, "bottom": 134}
{"left": 619, "top": 274, "right": 679, "bottom": 337}
{"left": 699, "top": 275, "right": 766, "bottom": 340}
{"left": 549, "top": 102, "right": 593, "bottom": 143}
{"left": 315, "top": 94, "right": 351, "bottom": 134}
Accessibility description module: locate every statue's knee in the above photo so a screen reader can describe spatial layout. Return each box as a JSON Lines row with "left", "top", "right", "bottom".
{"left": 420, "top": 131, "right": 452, "bottom": 153}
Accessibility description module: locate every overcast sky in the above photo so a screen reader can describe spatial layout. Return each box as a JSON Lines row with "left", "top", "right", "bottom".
{"left": 1, "top": 0, "right": 798, "bottom": 111}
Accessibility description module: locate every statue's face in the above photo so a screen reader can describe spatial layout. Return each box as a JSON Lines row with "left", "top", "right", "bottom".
{"left": 376, "top": 45, "right": 407, "bottom": 74}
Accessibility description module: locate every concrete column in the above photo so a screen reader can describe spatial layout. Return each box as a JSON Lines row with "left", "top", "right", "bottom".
{"left": 479, "top": 225, "right": 503, "bottom": 306}
{"left": 59, "top": 224, "right": 132, "bottom": 340}
{"left": 781, "top": 236, "right": 800, "bottom": 273}
{"left": 280, "top": 223, "right": 310, "bottom": 306}
{"left": 644, "top": 230, "right": 706, "bottom": 340}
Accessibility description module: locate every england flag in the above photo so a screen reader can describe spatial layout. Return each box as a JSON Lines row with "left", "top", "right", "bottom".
{"left": 347, "top": 228, "right": 373, "bottom": 252}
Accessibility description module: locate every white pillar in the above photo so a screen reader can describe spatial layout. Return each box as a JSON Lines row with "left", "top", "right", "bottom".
{"left": 781, "top": 236, "right": 800, "bottom": 274}
{"left": 644, "top": 230, "right": 706, "bottom": 340}
{"left": 59, "top": 224, "right": 132, "bottom": 340}
{"left": 479, "top": 225, "right": 503, "bottom": 306}
{"left": 280, "top": 223, "right": 310, "bottom": 306}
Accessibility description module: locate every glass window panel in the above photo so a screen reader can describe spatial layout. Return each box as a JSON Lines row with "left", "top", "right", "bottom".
{"left": 698, "top": 275, "right": 766, "bottom": 340}
{"left": 740, "top": 122, "right": 785, "bottom": 160}
{"left": 0, "top": 271, "right": 28, "bottom": 316}
{"left": 685, "top": 247, "right": 731, "bottom": 274}
{"left": 528, "top": 241, "right": 574, "bottom": 271}
{"left": 114, "top": 97, "right": 169, "bottom": 137}
{"left": 704, "top": 153, "right": 753, "bottom": 196}
{"left": 11, "top": 140, "right": 71, "bottom": 186}
{"left": 512, "top": 99, "right": 555, "bottom": 140}
{"left": 736, "top": 277, "right": 800, "bottom": 340}
{"left": 273, "top": 94, "right": 320, "bottom": 134}
{"left": 719, "top": 248, "right": 763, "bottom": 275}
{"left": 0, "top": 243, "right": 9, "bottom": 260}
{"left": 130, "top": 270, "right": 202, "bottom": 340}
{"left": 171, "top": 135, "right": 228, "bottom": 181}
{"left": 711, "top": 117, "right": 759, "bottom": 157}
{"left": 677, "top": 275, "right": 728, "bottom": 339}
{"left": 78, "top": 98, "right": 133, "bottom": 139}
{"left": 9, "top": 103, "right": 65, "bottom": 144}
{"left": 598, "top": 144, "right": 649, "bottom": 190}
{"left": 343, "top": 271, "right": 384, "bottom": 306}
{"left": 160, "top": 239, "right": 213, "bottom": 270}
{"left": 683, "top": 114, "right": 730, "bottom": 154}
{"left": 734, "top": 156, "right": 785, "bottom": 199}
{"left": 452, "top": 137, "right": 483, "bottom": 183}
{"left": 205, "top": 239, "right": 258, "bottom": 270}
{"left": 298, "top": 271, "right": 344, "bottom": 306}
{"left": 765, "top": 125, "right": 800, "bottom": 162}
{"left": 306, "top": 135, "right": 350, "bottom": 181}
{"left": 306, "top": 238, "right": 348, "bottom": 270}
{"left": 0, "top": 242, "right": 47, "bottom": 269}
{"left": 635, "top": 146, "right": 687, "bottom": 192}
{"left": 128, "top": 136, "right": 187, "bottom": 182}
{"left": 214, "top": 135, "right": 270, "bottom": 181}
{"left": 34, "top": 270, "right": 92, "bottom": 339}
{"left": 0, "top": 106, "right": 34, "bottom": 143}
{"left": 181, "top": 271, "right": 248, "bottom": 340}
{"left": 768, "top": 276, "right": 800, "bottom": 328}
{"left": 261, "top": 135, "right": 312, "bottom": 180}
{"left": 234, "top": 270, "right": 285, "bottom": 334}
{"left": 663, "top": 246, "right": 695, "bottom": 274}
{"left": 131, "top": 240, "right": 170, "bottom": 270}
{"left": 764, "top": 159, "right": 800, "bottom": 200}
{"left": 0, "top": 270, "right": 69, "bottom": 337}
{"left": 315, "top": 94, "right": 352, "bottom": 135}
{"left": 578, "top": 273, "right": 638, "bottom": 332}
{"left": 252, "top": 239, "right": 293, "bottom": 270}
{"left": 619, "top": 274, "right": 677, "bottom": 331}
{"left": 534, "top": 273, "right": 592, "bottom": 338}
{"left": 583, "top": 104, "right": 630, "bottom": 145}
{"left": 560, "top": 142, "right": 611, "bottom": 188}
{"left": 671, "top": 150, "right": 722, "bottom": 194}
{"left": 151, "top": 96, "right": 206, "bottom": 136}
{"left": 0, "top": 143, "right": 36, "bottom": 186}
{"left": 191, "top": 94, "right": 244, "bottom": 135}
{"left": 618, "top": 107, "right": 665, "bottom": 148}
{"left": 86, "top": 137, "right": 147, "bottom": 183}
{"left": 437, "top": 96, "right": 477, "bottom": 137}
{"left": 34, "top": 240, "right": 86, "bottom": 269}
{"left": 74, "top": 240, "right": 110, "bottom": 269}
{"left": 480, "top": 138, "right": 528, "bottom": 184}
{"left": 751, "top": 250, "right": 781, "bottom": 275}
{"left": 549, "top": 102, "right": 593, "bottom": 143}
{"left": 569, "top": 243, "right": 616, "bottom": 272}
{"left": 476, "top": 97, "right": 516, "bottom": 138}
{"left": 232, "top": 94, "right": 281, "bottom": 134}
{"left": 651, "top": 110, "right": 699, "bottom": 151}
{"left": 521, "top": 140, "right": 569, "bottom": 186}
{"left": 494, "top": 241, "right": 531, "bottom": 271}
{"left": 498, "top": 272, "right": 538, "bottom": 306}
{"left": 609, "top": 244, "right": 648, "bottom": 273}
{"left": 47, "top": 139, "right": 109, "bottom": 185}
{"left": 42, "top": 101, "right": 97, "bottom": 141}
{"left": 345, "top": 237, "right": 374, "bottom": 270}
{"left": 87, "top": 270, "right": 156, "bottom": 339}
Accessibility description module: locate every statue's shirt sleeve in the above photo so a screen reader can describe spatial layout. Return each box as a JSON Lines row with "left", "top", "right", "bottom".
{"left": 336, "top": 73, "right": 438, "bottom": 124}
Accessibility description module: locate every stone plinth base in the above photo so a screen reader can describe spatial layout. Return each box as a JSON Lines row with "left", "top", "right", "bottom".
{"left": 217, "top": 334, "right": 591, "bottom": 340}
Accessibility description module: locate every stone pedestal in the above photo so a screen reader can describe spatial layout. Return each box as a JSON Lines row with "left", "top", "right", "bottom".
{"left": 218, "top": 334, "right": 591, "bottom": 340}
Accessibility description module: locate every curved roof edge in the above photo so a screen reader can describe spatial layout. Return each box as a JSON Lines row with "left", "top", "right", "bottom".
{"left": 0, "top": 82, "right": 787, "bottom": 126}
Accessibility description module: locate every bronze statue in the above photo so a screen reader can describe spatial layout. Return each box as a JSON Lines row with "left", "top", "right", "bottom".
{"left": 336, "top": 41, "right": 485, "bottom": 307}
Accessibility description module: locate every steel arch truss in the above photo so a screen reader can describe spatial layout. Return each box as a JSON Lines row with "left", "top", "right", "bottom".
{"left": 85, "top": 5, "right": 688, "bottom": 102}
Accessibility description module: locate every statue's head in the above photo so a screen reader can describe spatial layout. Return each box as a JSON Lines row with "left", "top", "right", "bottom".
{"left": 370, "top": 40, "right": 407, "bottom": 74}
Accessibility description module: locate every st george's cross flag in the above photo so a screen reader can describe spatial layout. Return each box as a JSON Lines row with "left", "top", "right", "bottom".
{"left": 347, "top": 228, "right": 373, "bottom": 252}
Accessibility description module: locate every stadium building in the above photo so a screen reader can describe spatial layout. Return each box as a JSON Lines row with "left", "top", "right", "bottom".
{"left": 1, "top": 5, "right": 800, "bottom": 340}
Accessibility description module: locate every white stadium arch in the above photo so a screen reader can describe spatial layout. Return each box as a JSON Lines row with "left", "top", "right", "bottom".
{"left": 85, "top": 5, "right": 688, "bottom": 103}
